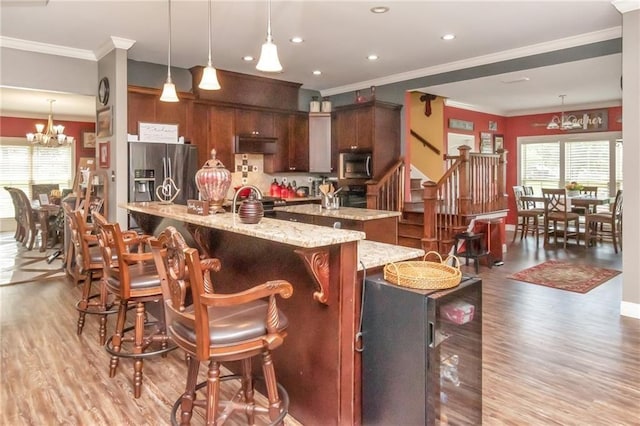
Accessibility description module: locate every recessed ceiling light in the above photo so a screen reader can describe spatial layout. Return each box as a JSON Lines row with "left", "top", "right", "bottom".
{"left": 367, "top": 54, "right": 379, "bottom": 61}
{"left": 313, "top": 70, "right": 322, "bottom": 76}
{"left": 290, "top": 36, "right": 304, "bottom": 43}
{"left": 441, "top": 34, "right": 455, "bottom": 41}
{"left": 370, "top": 6, "right": 389, "bottom": 14}
{"left": 242, "top": 55, "right": 254, "bottom": 62}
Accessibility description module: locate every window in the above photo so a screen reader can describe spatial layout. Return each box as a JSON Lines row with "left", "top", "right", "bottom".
{"left": 0, "top": 137, "right": 73, "bottom": 219}
{"left": 518, "top": 132, "right": 622, "bottom": 197}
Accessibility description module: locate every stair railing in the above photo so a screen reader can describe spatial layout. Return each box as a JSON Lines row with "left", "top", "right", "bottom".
{"left": 366, "top": 158, "right": 405, "bottom": 211}
{"left": 422, "top": 146, "right": 507, "bottom": 254}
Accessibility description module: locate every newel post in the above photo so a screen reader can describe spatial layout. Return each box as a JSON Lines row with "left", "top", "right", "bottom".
{"left": 458, "top": 145, "right": 472, "bottom": 216}
{"left": 497, "top": 148, "right": 508, "bottom": 210}
{"left": 421, "top": 180, "right": 439, "bottom": 253}
{"left": 365, "top": 180, "right": 379, "bottom": 210}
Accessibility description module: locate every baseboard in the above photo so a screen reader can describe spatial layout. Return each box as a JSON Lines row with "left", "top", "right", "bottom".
{"left": 620, "top": 301, "right": 640, "bottom": 319}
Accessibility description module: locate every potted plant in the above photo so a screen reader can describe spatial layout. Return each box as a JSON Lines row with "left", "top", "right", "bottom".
{"left": 565, "top": 181, "right": 583, "bottom": 197}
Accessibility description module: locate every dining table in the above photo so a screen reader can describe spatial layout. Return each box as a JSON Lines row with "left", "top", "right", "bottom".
{"left": 520, "top": 194, "right": 613, "bottom": 210}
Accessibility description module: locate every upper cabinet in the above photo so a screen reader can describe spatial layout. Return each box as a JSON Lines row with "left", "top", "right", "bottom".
{"left": 333, "top": 100, "right": 402, "bottom": 179}
{"left": 235, "top": 109, "right": 275, "bottom": 137}
{"left": 127, "top": 86, "right": 193, "bottom": 139}
{"left": 265, "top": 113, "right": 309, "bottom": 173}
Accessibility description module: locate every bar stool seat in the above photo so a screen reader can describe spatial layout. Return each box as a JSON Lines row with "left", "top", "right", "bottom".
{"left": 150, "top": 226, "right": 293, "bottom": 425}
{"left": 453, "top": 232, "right": 491, "bottom": 274}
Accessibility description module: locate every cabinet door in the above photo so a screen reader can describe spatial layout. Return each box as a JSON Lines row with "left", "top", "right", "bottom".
{"left": 209, "top": 106, "right": 236, "bottom": 170}
{"left": 355, "top": 107, "right": 373, "bottom": 150}
{"left": 264, "top": 114, "right": 290, "bottom": 173}
{"left": 127, "top": 92, "right": 156, "bottom": 135}
{"left": 235, "top": 109, "right": 275, "bottom": 137}
{"left": 288, "top": 114, "right": 309, "bottom": 172}
{"left": 309, "top": 113, "right": 331, "bottom": 173}
{"left": 335, "top": 109, "right": 358, "bottom": 151}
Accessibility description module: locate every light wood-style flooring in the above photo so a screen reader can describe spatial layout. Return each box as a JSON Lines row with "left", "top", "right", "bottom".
{"left": 1, "top": 232, "right": 638, "bottom": 425}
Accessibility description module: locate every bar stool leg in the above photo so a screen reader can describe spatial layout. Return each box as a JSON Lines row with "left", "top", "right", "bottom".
{"left": 133, "top": 301, "right": 145, "bottom": 399}
{"left": 179, "top": 355, "right": 200, "bottom": 425}
{"left": 206, "top": 360, "right": 221, "bottom": 425}
{"left": 262, "top": 351, "right": 282, "bottom": 422}
{"left": 109, "top": 299, "right": 128, "bottom": 377}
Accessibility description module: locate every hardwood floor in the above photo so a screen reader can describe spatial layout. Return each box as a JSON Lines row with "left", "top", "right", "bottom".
{"left": 1, "top": 232, "right": 638, "bottom": 425}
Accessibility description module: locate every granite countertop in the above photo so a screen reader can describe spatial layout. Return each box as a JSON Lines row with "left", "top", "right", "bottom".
{"left": 274, "top": 204, "right": 402, "bottom": 221}
{"left": 357, "top": 240, "right": 425, "bottom": 271}
{"left": 123, "top": 202, "right": 365, "bottom": 248}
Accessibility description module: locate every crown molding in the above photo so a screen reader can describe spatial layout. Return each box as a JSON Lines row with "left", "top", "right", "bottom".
{"left": 612, "top": 0, "right": 640, "bottom": 13}
{"left": 444, "top": 99, "right": 505, "bottom": 116}
{"left": 321, "top": 27, "right": 622, "bottom": 97}
{"left": 94, "top": 36, "right": 136, "bottom": 61}
{"left": 0, "top": 36, "right": 96, "bottom": 61}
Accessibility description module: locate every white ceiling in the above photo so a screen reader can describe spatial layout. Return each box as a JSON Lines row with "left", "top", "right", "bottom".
{"left": 0, "top": 0, "right": 624, "bottom": 119}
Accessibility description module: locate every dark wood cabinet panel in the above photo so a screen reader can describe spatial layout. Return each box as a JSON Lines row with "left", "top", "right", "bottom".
{"left": 333, "top": 100, "right": 401, "bottom": 179}
{"left": 208, "top": 106, "right": 236, "bottom": 170}
{"left": 127, "top": 87, "right": 192, "bottom": 140}
{"left": 235, "top": 109, "right": 274, "bottom": 137}
{"left": 127, "top": 91, "right": 156, "bottom": 135}
{"left": 335, "top": 109, "right": 358, "bottom": 151}
{"left": 265, "top": 113, "right": 309, "bottom": 173}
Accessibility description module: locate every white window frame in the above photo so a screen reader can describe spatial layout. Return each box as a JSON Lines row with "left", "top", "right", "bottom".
{"left": 517, "top": 131, "right": 622, "bottom": 197}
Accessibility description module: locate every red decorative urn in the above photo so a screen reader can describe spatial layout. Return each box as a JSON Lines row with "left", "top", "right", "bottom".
{"left": 195, "top": 149, "right": 231, "bottom": 214}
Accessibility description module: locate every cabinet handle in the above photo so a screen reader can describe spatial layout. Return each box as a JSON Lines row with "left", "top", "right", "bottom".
{"left": 289, "top": 167, "right": 296, "bottom": 171}
{"left": 288, "top": 217, "right": 298, "bottom": 222}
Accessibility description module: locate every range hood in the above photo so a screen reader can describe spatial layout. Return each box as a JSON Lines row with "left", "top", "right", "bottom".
{"left": 234, "top": 135, "right": 278, "bottom": 154}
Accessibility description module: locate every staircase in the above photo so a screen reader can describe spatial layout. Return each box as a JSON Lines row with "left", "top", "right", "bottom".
{"left": 367, "top": 146, "right": 509, "bottom": 255}
{"left": 398, "top": 178, "right": 424, "bottom": 248}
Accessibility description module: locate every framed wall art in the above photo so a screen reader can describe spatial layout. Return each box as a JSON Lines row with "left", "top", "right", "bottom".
{"left": 82, "top": 131, "right": 96, "bottom": 149}
{"left": 98, "top": 141, "right": 110, "bottom": 168}
{"left": 480, "top": 132, "right": 493, "bottom": 154}
{"left": 494, "top": 134, "right": 504, "bottom": 152}
{"left": 96, "top": 106, "right": 112, "bottom": 138}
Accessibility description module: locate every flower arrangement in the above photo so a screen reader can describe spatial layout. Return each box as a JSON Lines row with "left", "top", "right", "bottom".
{"left": 565, "top": 181, "right": 583, "bottom": 191}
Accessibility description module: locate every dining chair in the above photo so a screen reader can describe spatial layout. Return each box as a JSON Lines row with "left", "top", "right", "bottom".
{"left": 585, "top": 189, "right": 623, "bottom": 253}
{"left": 571, "top": 185, "right": 599, "bottom": 215}
{"left": 542, "top": 188, "right": 581, "bottom": 248}
{"left": 149, "top": 226, "right": 293, "bottom": 425}
{"left": 512, "top": 186, "right": 544, "bottom": 247}
{"left": 5, "top": 187, "right": 26, "bottom": 243}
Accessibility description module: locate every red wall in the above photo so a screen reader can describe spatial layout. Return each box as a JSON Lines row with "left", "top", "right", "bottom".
{"left": 443, "top": 105, "right": 622, "bottom": 225}
{"left": 0, "top": 116, "right": 96, "bottom": 162}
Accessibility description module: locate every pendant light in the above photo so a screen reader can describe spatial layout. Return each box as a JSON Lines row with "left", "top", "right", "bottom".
{"left": 160, "top": 0, "right": 179, "bottom": 102}
{"left": 256, "top": 0, "right": 283, "bottom": 72}
{"left": 198, "top": 0, "right": 221, "bottom": 90}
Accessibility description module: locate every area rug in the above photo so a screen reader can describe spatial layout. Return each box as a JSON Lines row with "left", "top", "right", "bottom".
{"left": 508, "top": 260, "right": 621, "bottom": 293}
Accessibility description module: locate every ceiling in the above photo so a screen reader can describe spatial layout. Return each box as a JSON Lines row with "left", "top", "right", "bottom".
{"left": 0, "top": 1, "right": 624, "bottom": 120}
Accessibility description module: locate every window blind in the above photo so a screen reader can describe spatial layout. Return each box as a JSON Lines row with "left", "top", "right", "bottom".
{"left": 0, "top": 139, "right": 73, "bottom": 219}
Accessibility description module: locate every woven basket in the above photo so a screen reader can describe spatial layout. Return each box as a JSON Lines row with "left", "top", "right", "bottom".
{"left": 383, "top": 251, "right": 462, "bottom": 290}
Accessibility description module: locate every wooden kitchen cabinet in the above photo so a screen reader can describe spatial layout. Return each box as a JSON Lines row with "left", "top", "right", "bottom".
{"left": 309, "top": 113, "right": 332, "bottom": 173}
{"left": 191, "top": 103, "right": 235, "bottom": 169}
{"left": 333, "top": 100, "right": 401, "bottom": 179}
{"left": 127, "top": 86, "right": 192, "bottom": 139}
{"left": 265, "top": 113, "right": 309, "bottom": 173}
{"left": 235, "top": 109, "right": 275, "bottom": 137}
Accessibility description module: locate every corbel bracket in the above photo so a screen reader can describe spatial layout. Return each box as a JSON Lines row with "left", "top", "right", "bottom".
{"left": 294, "top": 248, "right": 330, "bottom": 305}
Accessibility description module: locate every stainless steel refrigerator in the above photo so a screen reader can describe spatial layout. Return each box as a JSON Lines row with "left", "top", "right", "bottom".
{"left": 128, "top": 142, "right": 198, "bottom": 228}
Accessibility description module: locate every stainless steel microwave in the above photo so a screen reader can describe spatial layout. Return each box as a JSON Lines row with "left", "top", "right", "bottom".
{"left": 339, "top": 152, "right": 372, "bottom": 179}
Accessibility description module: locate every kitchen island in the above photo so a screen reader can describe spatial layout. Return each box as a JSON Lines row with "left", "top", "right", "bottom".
{"left": 122, "top": 202, "right": 423, "bottom": 425}
{"left": 273, "top": 204, "right": 402, "bottom": 245}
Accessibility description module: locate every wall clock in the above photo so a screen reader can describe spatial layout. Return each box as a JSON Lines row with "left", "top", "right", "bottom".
{"left": 98, "top": 77, "right": 110, "bottom": 106}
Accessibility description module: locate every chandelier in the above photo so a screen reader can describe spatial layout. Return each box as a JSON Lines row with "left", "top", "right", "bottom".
{"left": 26, "top": 99, "right": 74, "bottom": 147}
{"left": 546, "top": 94, "right": 582, "bottom": 130}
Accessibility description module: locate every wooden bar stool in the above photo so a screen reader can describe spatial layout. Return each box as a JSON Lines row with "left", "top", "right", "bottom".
{"left": 92, "top": 212, "right": 176, "bottom": 398}
{"left": 150, "top": 226, "right": 293, "bottom": 425}
{"left": 65, "top": 205, "right": 117, "bottom": 344}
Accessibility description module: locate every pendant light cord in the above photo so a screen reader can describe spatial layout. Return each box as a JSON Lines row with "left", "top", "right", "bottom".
{"left": 207, "top": 0, "right": 212, "bottom": 65}
{"left": 167, "top": 0, "right": 172, "bottom": 80}
{"left": 267, "top": 0, "right": 273, "bottom": 41}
